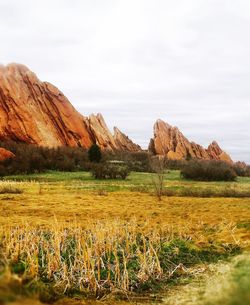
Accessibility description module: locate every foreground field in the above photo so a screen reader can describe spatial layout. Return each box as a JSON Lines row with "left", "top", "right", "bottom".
{"left": 0, "top": 171, "right": 249, "bottom": 304}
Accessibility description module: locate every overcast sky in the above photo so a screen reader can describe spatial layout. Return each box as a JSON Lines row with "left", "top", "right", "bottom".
{"left": 1, "top": 0, "right": 250, "bottom": 162}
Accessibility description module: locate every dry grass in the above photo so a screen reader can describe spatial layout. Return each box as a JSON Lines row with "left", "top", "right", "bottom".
{"left": 0, "top": 219, "right": 242, "bottom": 301}
{"left": 0, "top": 176, "right": 249, "bottom": 304}
{"left": 0, "top": 180, "right": 25, "bottom": 194}
{"left": 164, "top": 253, "right": 250, "bottom": 305}
{"left": 0, "top": 179, "right": 249, "bottom": 247}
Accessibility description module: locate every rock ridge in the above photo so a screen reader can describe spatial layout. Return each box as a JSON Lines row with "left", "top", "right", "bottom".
{"left": 0, "top": 63, "right": 140, "bottom": 152}
{"left": 149, "top": 119, "right": 233, "bottom": 163}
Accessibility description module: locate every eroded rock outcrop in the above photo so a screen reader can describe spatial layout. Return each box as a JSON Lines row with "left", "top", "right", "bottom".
{"left": 149, "top": 119, "right": 233, "bottom": 163}
{"left": 114, "top": 127, "right": 141, "bottom": 152}
{"left": 0, "top": 63, "right": 94, "bottom": 147}
{"left": 87, "top": 113, "right": 117, "bottom": 150}
{"left": 206, "top": 141, "right": 232, "bottom": 163}
{"left": 0, "top": 63, "right": 140, "bottom": 152}
{"left": 0, "top": 148, "right": 15, "bottom": 161}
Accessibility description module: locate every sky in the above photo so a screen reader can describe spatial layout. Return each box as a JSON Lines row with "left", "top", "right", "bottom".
{"left": 0, "top": 0, "right": 250, "bottom": 163}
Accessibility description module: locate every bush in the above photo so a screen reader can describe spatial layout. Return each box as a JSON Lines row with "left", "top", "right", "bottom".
{"left": 0, "top": 141, "right": 90, "bottom": 175}
{"left": 233, "top": 162, "right": 250, "bottom": 177}
{"left": 149, "top": 157, "right": 166, "bottom": 201}
{"left": 164, "top": 159, "right": 187, "bottom": 170}
{"left": 88, "top": 144, "right": 102, "bottom": 163}
{"left": 90, "top": 162, "right": 130, "bottom": 179}
{"left": 181, "top": 160, "right": 237, "bottom": 181}
{"left": 102, "top": 151, "right": 152, "bottom": 172}
{"left": 246, "top": 167, "right": 250, "bottom": 177}
{"left": 0, "top": 141, "right": 150, "bottom": 176}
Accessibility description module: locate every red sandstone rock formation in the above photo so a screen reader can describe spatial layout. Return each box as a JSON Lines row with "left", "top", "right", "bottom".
{"left": 0, "top": 63, "right": 93, "bottom": 147}
{"left": 87, "top": 113, "right": 117, "bottom": 150}
{"left": 0, "top": 148, "right": 15, "bottom": 161}
{"left": 207, "top": 141, "right": 233, "bottom": 163}
{"left": 149, "top": 119, "right": 233, "bottom": 163}
{"left": 0, "top": 63, "right": 140, "bottom": 152}
{"left": 114, "top": 127, "right": 141, "bottom": 152}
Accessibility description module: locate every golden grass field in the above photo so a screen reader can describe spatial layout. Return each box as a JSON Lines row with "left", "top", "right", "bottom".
{"left": 0, "top": 171, "right": 250, "bottom": 305}
{"left": 1, "top": 178, "right": 249, "bottom": 245}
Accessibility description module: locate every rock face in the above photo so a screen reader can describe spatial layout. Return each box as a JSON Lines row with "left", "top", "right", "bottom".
{"left": 87, "top": 113, "right": 117, "bottom": 150}
{"left": 0, "top": 63, "right": 93, "bottom": 148}
{"left": 114, "top": 127, "right": 142, "bottom": 152}
{"left": 0, "top": 63, "right": 140, "bottom": 152}
{"left": 207, "top": 141, "right": 233, "bottom": 163}
{"left": 0, "top": 148, "right": 15, "bottom": 161}
{"left": 149, "top": 119, "right": 233, "bottom": 163}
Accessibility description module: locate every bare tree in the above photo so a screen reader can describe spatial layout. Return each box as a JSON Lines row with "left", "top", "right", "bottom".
{"left": 150, "top": 156, "right": 166, "bottom": 201}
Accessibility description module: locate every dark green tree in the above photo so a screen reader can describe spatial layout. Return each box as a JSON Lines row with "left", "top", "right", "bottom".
{"left": 88, "top": 144, "right": 102, "bottom": 163}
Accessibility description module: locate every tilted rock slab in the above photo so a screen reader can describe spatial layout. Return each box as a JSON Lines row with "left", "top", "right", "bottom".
{"left": 114, "top": 127, "right": 142, "bottom": 152}
{"left": 0, "top": 63, "right": 140, "bottom": 152}
{"left": 149, "top": 119, "right": 233, "bottom": 163}
{"left": 0, "top": 147, "right": 15, "bottom": 161}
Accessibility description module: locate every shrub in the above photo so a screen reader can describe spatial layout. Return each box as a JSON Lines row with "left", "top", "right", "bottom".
{"left": 246, "top": 167, "right": 250, "bottom": 177}
{"left": 0, "top": 141, "right": 152, "bottom": 176}
{"left": 90, "top": 162, "right": 130, "bottom": 179}
{"left": 181, "top": 160, "right": 237, "bottom": 181}
{"left": 150, "top": 157, "right": 167, "bottom": 201}
{"left": 233, "top": 162, "right": 250, "bottom": 177}
{"left": 88, "top": 144, "right": 102, "bottom": 163}
{"left": 102, "top": 151, "right": 152, "bottom": 172}
{"left": 0, "top": 141, "right": 90, "bottom": 175}
{"left": 165, "top": 159, "right": 187, "bottom": 170}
